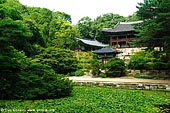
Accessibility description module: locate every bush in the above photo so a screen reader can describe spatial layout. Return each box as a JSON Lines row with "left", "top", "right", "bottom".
{"left": 127, "top": 51, "right": 149, "bottom": 70}
{"left": 99, "top": 73, "right": 107, "bottom": 78}
{"left": 104, "top": 58, "right": 125, "bottom": 77}
{"left": 76, "top": 51, "right": 93, "bottom": 72}
{"left": 70, "top": 70, "right": 84, "bottom": 76}
{"left": 90, "top": 54, "right": 101, "bottom": 76}
{"left": 128, "top": 50, "right": 170, "bottom": 70}
{"left": 0, "top": 47, "right": 73, "bottom": 100}
{"left": 35, "top": 47, "right": 77, "bottom": 75}
{"left": 134, "top": 75, "right": 155, "bottom": 79}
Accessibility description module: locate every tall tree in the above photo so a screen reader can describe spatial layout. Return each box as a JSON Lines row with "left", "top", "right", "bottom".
{"left": 136, "top": 0, "right": 170, "bottom": 51}
{"left": 92, "top": 13, "right": 126, "bottom": 43}
{"left": 50, "top": 19, "right": 77, "bottom": 49}
{"left": 76, "top": 16, "right": 93, "bottom": 38}
{"left": 76, "top": 14, "right": 126, "bottom": 44}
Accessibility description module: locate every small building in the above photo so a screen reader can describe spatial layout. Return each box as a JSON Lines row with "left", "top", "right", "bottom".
{"left": 93, "top": 47, "right": 122, "bottom": 64}
{"left": 76, "top": 38, "right": 108, "bottom": 51}
{"left": 102, "top": 21, "right": 142, "bottom": 48}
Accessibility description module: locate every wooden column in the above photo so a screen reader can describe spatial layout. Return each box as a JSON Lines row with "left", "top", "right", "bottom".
{"left": 116, "top": 36, "right": 118, "bottom": 48}
{"left": 102, "top": 57, "right": 105, "bottom": 64}
{"left": 110, "top": 36, "right": 112, "bottom": 47}
{"left": 126, "top": 35, "right": 128, "bottom": 48}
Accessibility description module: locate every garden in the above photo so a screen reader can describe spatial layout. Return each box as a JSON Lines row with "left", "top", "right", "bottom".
{"left": 1, "top": 86, "right": 170, "bottom": 113}
{"left": 0, "top": 0, "right": 170, "bottom": 113}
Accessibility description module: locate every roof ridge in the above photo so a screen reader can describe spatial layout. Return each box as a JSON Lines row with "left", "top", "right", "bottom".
{"left": 119, "top": 21, "right": 143, "bottom": 25}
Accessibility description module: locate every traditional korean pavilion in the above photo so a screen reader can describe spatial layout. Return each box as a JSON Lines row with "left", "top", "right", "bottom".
{"left": 93, "top": 47, "right": 122, "bottom": 64}
{"left": 76, "top": 38, "right": 108, "bottom": 51}
{"left": 102, "top": 21, "right": 142, "bottom": 48}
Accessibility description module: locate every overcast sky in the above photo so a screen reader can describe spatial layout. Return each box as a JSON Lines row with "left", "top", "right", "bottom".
{"left": 19, "top": 0, "right": 143, "bottom": 24}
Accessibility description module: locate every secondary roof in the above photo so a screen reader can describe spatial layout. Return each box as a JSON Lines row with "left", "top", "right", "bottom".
{"left": 76, "top": 38, "right": 108, "bottom": 47}
{"left": 93, "top": 47, "right": 122, "bottom": 54}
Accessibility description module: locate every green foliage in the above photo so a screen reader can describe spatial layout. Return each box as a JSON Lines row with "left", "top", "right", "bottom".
{"left": 0, "top": 1, "right": 73, "bottom": 100}
{"left": 70, "top": 70, "right": 85, "bottom": 76}
{"left": 128, "top": 51, "right": 148, "bottom": 70}
{"left": 136, "top": 0, "right": 170, "bottom": 52}
{"left": 92, "top": 13, "right": 126, "bottom": 43}
{"left": 23, "top": 6, "right": 77, "bottom": 49}
{"left": 90, "top": 54, "right": 101, "bottom": 76}
{"left": 53, "top": 11, "right": 72, "bottom": 23}
{"left": 35, "top": 47, "right": 77, "bottom": 75}
{"left": 0, "top": 3, "right": 22, "bottom": 20}
{"left": 0, "top": 19, "right": 45, "bottom": 57}
{"left": 76, "top": 14, "right": 127, "bottom": 43}
{"left": 76, "top": 16, "right": 93, "bottom": 38}
{"left": 128, "top": 50, "right": 170, "bottom": 70}
{"left": 126, "top": 13, "right": 140, "bottom": 21}
{"left": 51, "top": 19, "right": 77, "bottom": 49}
{"left": 76, "top": 51, "right": 93, "bottom": 72}
{"left": 0, "top": 47, "right": 73, "bottom": 99}
{"left": 0, "top": 0, "right": 6, "bottom": 4}
{"left": 104, "top": 58, "right": 125, "bottom": 77}
{"left": 99, "top": 73, "right": 107, "bottom": 78}
{"left": 1, "top": 86, "right": 170, "bottom": 112}
{"left": 134, "top": 75, "right": 155, "bottom": 79}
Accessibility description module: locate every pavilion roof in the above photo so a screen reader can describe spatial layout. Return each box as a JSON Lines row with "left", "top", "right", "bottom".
{"left": 76, "top": 38, "right": 108, "bottom": 47}
{"left": 102, "top": 21, "right": 143, "bottom": 33}
{"left": 93, "top": 47, "right": 122, "bottom": 54}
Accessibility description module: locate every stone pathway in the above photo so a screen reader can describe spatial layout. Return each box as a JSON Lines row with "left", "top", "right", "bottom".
{"left": 68, "top": 76, "right": 170, "bottom": 91}
{"left": 69, "top": 76, "right": 170, "bottom": 84}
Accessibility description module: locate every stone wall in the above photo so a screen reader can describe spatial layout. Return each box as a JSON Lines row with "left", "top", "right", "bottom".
{"left": 117, "top": 47, "right": 144, "bottom": 62}
{"left": 74, "top": 81, "right": 170, "bottom": 91}
{"left": 127, "top": 70, "right": 170, "bottom": 79}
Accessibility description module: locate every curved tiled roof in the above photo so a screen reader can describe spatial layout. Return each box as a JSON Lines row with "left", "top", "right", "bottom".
{"left": 76, "top": 38, "right": 108, "bottom": 47}
{"left": 102, "top": 21, "right": 143, "bottom": 33}
{"left": 93, "top": 47, "right": 122, "bottom": 54}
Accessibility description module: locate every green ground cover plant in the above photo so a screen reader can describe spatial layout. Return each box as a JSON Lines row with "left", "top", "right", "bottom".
{"left": 1, "top": 86, "right": 170, "bottom": 113}
{"left": 134, "top": 75, "right": 155, "bottom": 79}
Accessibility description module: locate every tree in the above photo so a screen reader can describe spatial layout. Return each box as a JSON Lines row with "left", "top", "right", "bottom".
{"left": 0, "top": 1, "right": 73, "bottom": 99}
{"left": 0, "top": 47, "right": 73, "bottom": 99}
{"left": 0, "top": 1, "right": 22, "bottom": 20}
{"left": 53, "top": 11, "right": 72, "bottom": 23}
{"left": 136, "top": 0, "right": 170, "bottom": 51}
{"left": 126, "top": 13, "right": 140, "bottom": 21}
{"left": 75, "top": 14, "right": 126, "bottom": 44}
{"left": 91, "top": 13, "right": 126, "bottom": 43}
{"left": 76, "top": 16, "right": 93, "bottom": 38}
{"left": 50, "top": 19, "right": 77, "bottom": 49}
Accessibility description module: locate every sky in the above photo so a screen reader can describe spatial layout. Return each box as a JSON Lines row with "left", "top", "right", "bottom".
{"left": 19, "top": 0, "right": 143, "bottom": 24}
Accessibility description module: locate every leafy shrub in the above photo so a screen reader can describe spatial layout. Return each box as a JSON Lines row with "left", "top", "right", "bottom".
{"left": 99, "top": 73, "right": 107, "bottom": 78}
{"left": 0, "top": 47, "right": 73, "bottom": 100}
{"left": 90, "top": 54, "right": 101, "bottom": 76}
{"left": 134, "top": 75, "right": 155, "bottom": 79}
{"left": 104, "top": 58, "right": 125, "bottom": 77}
{"left": 76, "top": 51, "right": 93, "bottom": 72}
{"left": 128, "top": 50, "right": 170, "bottom": 70}
{"left": 127, "top": 51, "right": 149, "bottom": 70}
{"left": 35, "top": 47, "right": 77, "bottom": 74}
{"left": 70, "top": 70, "right": 84, "bottom": 76}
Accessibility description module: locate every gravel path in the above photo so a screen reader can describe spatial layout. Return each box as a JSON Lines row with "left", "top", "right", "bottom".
{"left": 68, "top": 76, "right": 170, "bottom": 84}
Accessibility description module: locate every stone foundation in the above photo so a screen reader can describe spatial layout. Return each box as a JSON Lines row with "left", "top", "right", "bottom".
{"left": 74, "top": 81, "right": 170, "bottom": 91}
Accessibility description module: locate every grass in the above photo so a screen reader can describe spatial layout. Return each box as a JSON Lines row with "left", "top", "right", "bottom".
{"left": 0, "top": 86, "right": 170, "bottom": 113}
